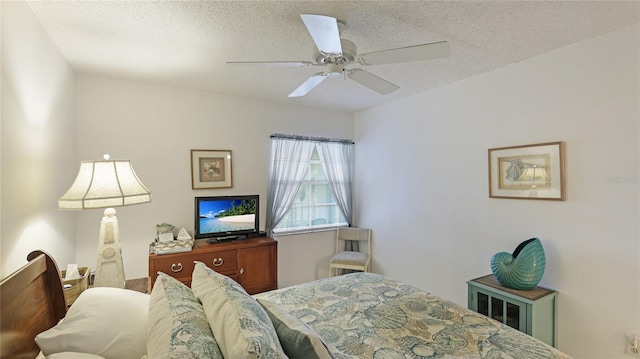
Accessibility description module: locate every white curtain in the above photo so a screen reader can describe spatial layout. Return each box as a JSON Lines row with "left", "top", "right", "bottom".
{"left": 317, "top": 141, "right": 353, "bottom": 226}
{"left": 265, "top": 137, "right": 315, "bottom": 236}
{"left": 317, "top": 140, "right": 357, "bottom": 253}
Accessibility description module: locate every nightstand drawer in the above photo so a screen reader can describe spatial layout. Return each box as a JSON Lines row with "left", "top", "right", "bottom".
{"left": 152, "top": 249, "right": 237, "bottom": 279}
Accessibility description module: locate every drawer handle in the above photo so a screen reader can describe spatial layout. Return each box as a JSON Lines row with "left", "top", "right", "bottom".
{"left": 171, "top": 263, "right": 183, "bottom": 273}
{"left": 212, "top": 258, "right": 224, "bottom": 267}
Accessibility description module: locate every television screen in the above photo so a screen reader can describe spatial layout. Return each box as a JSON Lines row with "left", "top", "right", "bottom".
{"left": 194, "top": 195, "right": 259, "bottom": 240}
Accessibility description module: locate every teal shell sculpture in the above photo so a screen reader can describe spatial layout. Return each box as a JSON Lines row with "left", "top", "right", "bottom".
{"left": 490, "top": 238, "right": 545, "bottom": 290}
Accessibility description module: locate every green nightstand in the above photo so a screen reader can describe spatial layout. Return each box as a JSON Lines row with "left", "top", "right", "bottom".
{"left": 467, "top": 274, "right": 558, "bottom": 347}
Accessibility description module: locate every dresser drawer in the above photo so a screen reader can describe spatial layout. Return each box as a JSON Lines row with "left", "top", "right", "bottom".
{"left": 152, "top": 249, "right": 237, "bottom": 280}
{"left": 149, "top": 237, "right": 277, "bottom": 292}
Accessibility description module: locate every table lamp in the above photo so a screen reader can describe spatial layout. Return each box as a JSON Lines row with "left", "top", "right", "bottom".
{"left": 58, "top": 154, "right": 151, "bottom": 288}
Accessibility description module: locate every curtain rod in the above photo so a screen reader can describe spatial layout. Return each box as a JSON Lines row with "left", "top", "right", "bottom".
{"left": 270, "top": 133, "right": 354, "bottom": 144}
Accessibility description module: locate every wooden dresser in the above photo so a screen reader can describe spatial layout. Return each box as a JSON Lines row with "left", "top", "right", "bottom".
{"left": 148, "top": 236, "right": 277, "bottom": 295}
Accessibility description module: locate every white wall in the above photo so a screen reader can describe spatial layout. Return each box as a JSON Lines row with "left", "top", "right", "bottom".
{"left": 0, "top": 1, "right": 77, "bottom": 278}
{"left": 75, "top": 75, "right": 353, "bottom": 285}
{"left": 4, "top": 3, "right": 637, "bottom": 357}
{"left": 354, "top": 25, "right": 639, "bottom": 358}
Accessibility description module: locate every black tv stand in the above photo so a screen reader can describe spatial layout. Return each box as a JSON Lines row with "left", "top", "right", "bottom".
{"left": 248, "top": 231, "right": 268, "bottom": 238}
{"left": 209, "top": 235, "right": 237, "bottom": 243}
{"left": 208, "top": 234, "right": 250, "bottom": 244}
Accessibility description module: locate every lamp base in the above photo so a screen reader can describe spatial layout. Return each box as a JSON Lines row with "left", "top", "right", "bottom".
{"left": 94, "top": 208, "right": 125, "bottom": 288}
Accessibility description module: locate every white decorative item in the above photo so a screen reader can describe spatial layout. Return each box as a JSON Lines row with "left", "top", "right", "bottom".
{"left": 150, "top": 239, "right": 193, "bottom": 255}
{"left": 156, "top": 223, "right": 175, "bottom": 242}
{"left": 177, "top": 227, "right": 192, "bottom": 240}
{"left": 64, "top": 264, "right": 81, "bottom": 281}
{"left": 59, "top": 154, "right": 151, "bottom": 288}
{"left": 156, "top": 223, "right": 174, "bottom": 239}
{"left": 158, "top": 232, "right": 174, "bottom": 242}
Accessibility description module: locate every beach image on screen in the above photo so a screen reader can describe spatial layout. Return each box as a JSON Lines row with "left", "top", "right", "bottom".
{"left": 199, "top": 199, "right": 256, "bottom": 234}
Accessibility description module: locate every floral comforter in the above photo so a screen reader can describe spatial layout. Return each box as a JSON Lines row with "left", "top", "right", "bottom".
{"left": 254, "top": 273, "right": 572, "bottom": 359}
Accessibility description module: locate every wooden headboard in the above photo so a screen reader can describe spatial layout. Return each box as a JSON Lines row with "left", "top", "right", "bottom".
{"left": 0, "top": 250, "right": 67, "bottom": 359}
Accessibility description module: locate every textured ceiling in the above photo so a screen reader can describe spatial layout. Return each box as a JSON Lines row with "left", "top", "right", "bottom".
{"left": 27, "top": 1, "right": 639, "bottom": 113}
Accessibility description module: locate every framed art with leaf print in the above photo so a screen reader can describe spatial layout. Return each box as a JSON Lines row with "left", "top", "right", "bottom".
{"left": 488, "top": 141, "right": 565, "bottom": 200}
{"left": 191, "top": 149, "right": 232, "bottom": 189}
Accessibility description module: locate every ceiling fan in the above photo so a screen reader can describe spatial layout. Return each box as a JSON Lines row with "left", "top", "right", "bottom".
{"left": 227, "top": 14, "right": 450, "bottom": 97}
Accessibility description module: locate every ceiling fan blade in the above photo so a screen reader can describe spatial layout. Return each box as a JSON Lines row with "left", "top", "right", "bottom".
{"left": 288, "top": 74, "right": 327, "bottom": 97}
{"left": 358, "top": 41, "right": 450, "bottom": 65}
{"left": 226, "top": 61, "right": 314, "bottom": 67}
{"left": 300, "top": 14, "right": 342, "bottom": 56}
{"left": 348, "top": 69, "right": 399, "bottom": 95}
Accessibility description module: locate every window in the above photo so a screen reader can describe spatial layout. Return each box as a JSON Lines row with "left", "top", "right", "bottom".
{"left": 265, "top": 134, "right": 353, "bottom": 235}
{"left": 274, "top": 147, "right": 347, "bottom": 233}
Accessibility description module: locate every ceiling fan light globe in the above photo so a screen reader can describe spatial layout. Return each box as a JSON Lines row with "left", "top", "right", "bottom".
{"left": 325, "top": 63, "right": 344, "bottom": 76}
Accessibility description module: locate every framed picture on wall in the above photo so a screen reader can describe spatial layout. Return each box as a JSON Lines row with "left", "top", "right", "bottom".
{"left": 191, "top": 149, "right": 232, "bottom": 189}
{"left": 488, "top": 141, "right": 565, "bottom": 200}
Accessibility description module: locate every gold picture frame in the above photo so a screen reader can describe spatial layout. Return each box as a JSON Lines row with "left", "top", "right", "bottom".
{"left": 488, "top": 141, "right": 565, "bottom": 200}
{"left": 191, "top": 149, "right": 232, "bottom": 189}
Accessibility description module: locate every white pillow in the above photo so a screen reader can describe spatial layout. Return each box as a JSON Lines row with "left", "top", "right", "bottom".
{"left": 36, "top": 287, "right": 149, "bottom": 359}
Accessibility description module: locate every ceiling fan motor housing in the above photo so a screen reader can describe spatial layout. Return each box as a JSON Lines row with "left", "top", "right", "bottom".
{"left": 314, "top": 39, "right": 357, "bottom": 64}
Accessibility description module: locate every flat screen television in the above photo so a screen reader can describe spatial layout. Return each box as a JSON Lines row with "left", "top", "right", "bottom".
{"left": 194, "top": 195, "right": 259, "bottom": 241}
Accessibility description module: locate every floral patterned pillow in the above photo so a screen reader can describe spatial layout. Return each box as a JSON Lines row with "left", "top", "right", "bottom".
{"left": 147, "top": 272, "right": 223, "bottom": 359}
{"left": 191, "top": 262, "right": 287, "bottom": 359}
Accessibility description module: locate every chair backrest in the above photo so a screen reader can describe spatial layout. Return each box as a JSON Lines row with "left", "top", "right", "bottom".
{"left": 336, "top": 227, "right": 371, "bottom": 257}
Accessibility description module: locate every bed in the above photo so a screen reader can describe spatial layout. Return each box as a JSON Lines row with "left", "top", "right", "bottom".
{"left": 0, "top": 251, "right": 572, "bottom": 359}
{"left": 0, "top": 251, "right": 66, "bottom": 359}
